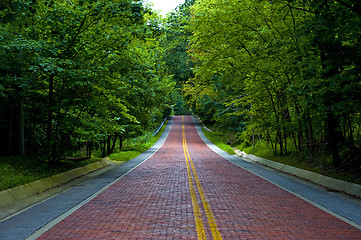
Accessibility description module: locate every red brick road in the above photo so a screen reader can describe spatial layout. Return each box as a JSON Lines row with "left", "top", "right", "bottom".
{"left": 37, "top": 116, "right": 361, "bottom": 239}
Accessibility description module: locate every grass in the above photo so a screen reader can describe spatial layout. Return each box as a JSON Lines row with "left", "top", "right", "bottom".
{"left": 237, "top": 141, "right": 319, "bottom": 172}
{"left": 202, "top": 129, "right": 235, "bottom": 155}
{"left": 201, "top": 123, "right": 361, "bottom": 186}
{"left": 0, "top": 156, "right": 101, "bottom": 191}
{"left": 235, "top": 141, "right": 361, "bottom": 185}
{"left": 0, "top": 121, "right": 169, "bottom": 191}
{"left": 108, "top": 121, "right": 168, "bottom": 162}
{"left": 108, "top": 151, "right": 141, "bottom": 162}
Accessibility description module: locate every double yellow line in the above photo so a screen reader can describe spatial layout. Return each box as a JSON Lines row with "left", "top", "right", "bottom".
{"left": 182, "top": 116, "right": 222, "bottom": 240}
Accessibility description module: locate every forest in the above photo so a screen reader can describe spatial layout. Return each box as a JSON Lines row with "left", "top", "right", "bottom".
{"left": 184, "top": 0, "right": 361, "bottom": 176}
{"left": 1, "top": 0, "right": 361, "bottom": 178}
{"left": 0, "top": 0, "right": 178, "bottom": 162}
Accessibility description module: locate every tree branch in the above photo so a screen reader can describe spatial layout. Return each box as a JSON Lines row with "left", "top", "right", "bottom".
{"left": 285, "top": 3, "right": 316, "bottom": 14}
{"left": 237, "top": 40, "right": 253, "bottom": 57}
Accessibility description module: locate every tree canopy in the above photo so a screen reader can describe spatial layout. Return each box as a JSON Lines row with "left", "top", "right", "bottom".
{"left": 2, "top": 0, "right": 361, "bottom": 174}
{"left": 0, "top": 0, "right": 175, "bottom": 161}
{"left": 186, "top": 0, "right": 361, "bottom": 170}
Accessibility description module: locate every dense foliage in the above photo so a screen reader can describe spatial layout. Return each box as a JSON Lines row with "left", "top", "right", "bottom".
{"left": 0, "top": 0, "right": 175, "bottom": 161}
{"left": 186, "top": 0, "right": 361, "bottom": 172}
{"left": 2, "top": 0, "right": 361, "bottom": 176}
{"left": 161, "top": 0, "right": 195, "bottom": 115}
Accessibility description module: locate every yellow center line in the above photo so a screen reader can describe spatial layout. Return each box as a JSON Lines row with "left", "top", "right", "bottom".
{"left": 182, "top": 116, "right": 222, "bottom": 240}
{"left": 183, "top": 137, "right": 207, "bottom": 239}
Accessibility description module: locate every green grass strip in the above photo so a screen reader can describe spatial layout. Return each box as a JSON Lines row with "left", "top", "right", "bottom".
{"left": 202, "top": 129, "right": 235, "bottom": 155}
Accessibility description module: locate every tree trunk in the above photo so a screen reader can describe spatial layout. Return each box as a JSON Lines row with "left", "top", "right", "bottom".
{"left": 265, "top": 131, "right": 269, "bottom": 147}
{"left": 18, "top": 96, "right": 25, "bottom": 155}
{"left": 46, "top": 75, "right": 54, "bottom": 160}
{"left": 274, "top": 132, "right": 278, "bottom": 155}
{"left": 106, "top": 135, "right": 111, "bottom": 156}
{"left": 347, "top": 117, "right": 355, "bottom": 150}
{"left": 86, "top": 140, "right": 92, "bottom": 157}
{"left": 292, "top": 133, "right": 298, "bottom": 152}
{"left": 8, "top": 104, "right": 14, "bottom": 155}
{"left": 326, "top": 112, "right": 342, "bottom": 167}
{"left": 314, "top": 8, "right": 343, "bottom": 167}
{"left": 278, "top": 129, "right": 284, "bottom": 156}
{"left": 110, "top": 133, "right": 118, "bottom": 155}
{"left": 252, "top": 128, "right": 255, "bottom": 148}
{"left": 101, "top": 141, "right": 106, "bottom": 158}
{"left": 283, "top": 127, "right": 287, "bottom": 155}
{"left": 266, "top": 131, "right": 275, "bottom": 153}
{"left": 119, "top": 134, "right": 123, "bottom": 151}
{"left": 307, "top": 113, "right": 313, "bottom": 158}
{"left": 15, "top": 50, "right": 25, "bottom": 156}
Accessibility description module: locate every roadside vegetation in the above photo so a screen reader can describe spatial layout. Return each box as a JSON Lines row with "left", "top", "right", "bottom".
{"left": 107, "top": 121, "right": 168, "bottom": 162}
{"left": 202, "top": 129, "right": 235, "bottom": 155}
{"left": 0, "top": 156, "right": 101, "bottom": 191}
{"left": 0, "top": 121, "right": 168, "bottom": 191}
{"left": 0, "top": 0, "right": 187, "bottom": 191}
{"left": 203, "top": 125, "right": 361, "bottom": 185}
{"left": 184, "top": 0, "right": 361, "bottom": 184}
{"left": 0, "top": 0, "right": 176, "bottom": 163}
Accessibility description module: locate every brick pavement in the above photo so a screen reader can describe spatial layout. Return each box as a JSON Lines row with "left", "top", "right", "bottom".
{"left": 35, "top": 116, "right": 361, "bottom": 239}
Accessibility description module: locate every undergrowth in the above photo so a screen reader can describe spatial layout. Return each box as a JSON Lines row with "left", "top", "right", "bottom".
{"left": 202, "top": 129, "right": 235, "bottom": 155}
{"left": 0, "top": 121, "right": 168, "bottom": 191}
{"left": 202, "top": 124, "right": 361, "bottom": 185}
{"left": 108, "top": 121, "right": 168, "bottom": 162}
{"left": 0, "top": 156, "right": 100, "bottom": 191}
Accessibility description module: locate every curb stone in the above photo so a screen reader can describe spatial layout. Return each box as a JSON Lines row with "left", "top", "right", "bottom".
{"left": 234, "top": 149, "right": 361, "bottom": 198}
{"left": 0, "top": 160, "right": 110, "bottom": 208}
{"left": 196, "top": 116, "right": 213, "bottom": 132}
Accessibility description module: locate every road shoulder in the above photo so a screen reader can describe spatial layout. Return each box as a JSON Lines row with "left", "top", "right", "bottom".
{"left": 191, "top": 116, "right": 361, "bottom": 229}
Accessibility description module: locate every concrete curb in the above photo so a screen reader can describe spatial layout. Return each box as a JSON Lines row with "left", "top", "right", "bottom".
{"left": 235, "top": 150, "right": 361, "bottom": 198}
{"left": 195, "top": 116, "right": 213, "bottom": 132}
{"left": 0, "top": 160, "right": 110, "bottom": 208}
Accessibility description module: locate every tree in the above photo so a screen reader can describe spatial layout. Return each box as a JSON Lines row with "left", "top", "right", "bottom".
{"left": 161, "top": 0, "right": 195, "bottom": 115}
{"left": 186, "top": 0, "right": 361, "bottom": 170}
{"left": 0, "top": 0, "right": 175, "bottom": 161}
